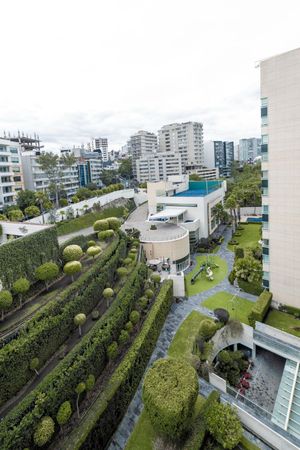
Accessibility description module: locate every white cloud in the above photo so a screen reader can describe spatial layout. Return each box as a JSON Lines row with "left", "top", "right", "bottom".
{"left": 1, "top": 0, "right": 300, "bottom": 149}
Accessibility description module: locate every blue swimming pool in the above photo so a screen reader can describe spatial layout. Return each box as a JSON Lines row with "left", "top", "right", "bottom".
{"left": 174, "top": 189, "right": 213, "bottom": 197}
{"left": 247, "top": 217, "right": 262, "bottom": 223}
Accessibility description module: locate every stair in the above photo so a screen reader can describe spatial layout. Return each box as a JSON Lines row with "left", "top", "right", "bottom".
{"left": 272, "top": 360, "right": 297, "bottom": 429}
{"left": 287, "top": 366, "right": 300, "bottom": 439}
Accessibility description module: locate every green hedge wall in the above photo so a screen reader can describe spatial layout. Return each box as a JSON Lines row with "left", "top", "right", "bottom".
{"left": 63, "top": 280, "right": 173, "bottom": 450}
{"left": 238, "top": 279, "right": 264, "bottom": 296}
{"left": 0, "top": 235, "right": 126, "bottom": 407}
{"left": 0, "top": 227, "right": 59, "bottom": 289}
{"left": 0, "top": 263, "right": 148, "bottom": 450}
{"left": 248, "top": 291, "right": 273, "bottom": 327}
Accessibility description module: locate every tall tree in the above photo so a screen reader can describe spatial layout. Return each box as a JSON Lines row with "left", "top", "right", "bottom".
{"left": 118, "top": 158, "right": 133, "bottom": 179}
{"left": 16, "top": 190, "right": 36, "bottom": 211}
{"left": 37, "top": 152, "right": 61, "bottom": 206}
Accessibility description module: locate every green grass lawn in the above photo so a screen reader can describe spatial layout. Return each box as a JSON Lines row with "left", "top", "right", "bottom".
{"left": 185, "top": 255, "right": 228, "bottom": 296}
{"left": 265, "top": 310, "right": 300, "bottom": 338}
{"left": 227, "top": 223, "right": 261, "bottom": 252}
{"left": 202, "top": 291, "right": 254, "bottom": 325}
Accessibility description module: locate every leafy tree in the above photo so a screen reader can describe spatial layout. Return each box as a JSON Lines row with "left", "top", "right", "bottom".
{"left": 7, "top": 208, "right": 24, "bottom": 221}
{"left": 33, "top": 416, "right": 55, "bottom": 447}
{"left": 0, "top": 213, "right": 7, "bottom": 220}
{"left": 205, "top": 402, "right": 243, "bottom": 449}
{"left": 30, "top": 357, "right": 40, "bottom": 375}
{"left": 225, "top": 195, "right": 238, "bottom": 231}
{"left": 35, "top": 262, "right": 59, "bottom": 289}
{"left": 71, "top": 195, "right": 80, "bottom": 203}
{"left": 16, "top": 189, "right": 36, "bottom": 211}
{"left": 117, "top": 267, "right": 128, "bottom": 280}
{"left": 64, "top": 261, "right": 82, "bottom": 281}
{"left": 60, "top": 152, "right": 76, "bottom": 169}
{"left": 234, "top": 256, "right": 262, "bottom": 284}
{"left": 103, "top": 287, "right": 114, "bottom": 307}
{"left": 118, "top": 158, "right": 133, "bottom": 178}
{"left": 24, "top": 205, "right": 40, "bottom": 218}
{"left": 76, "top": 187, "right": 92, "bottom": 200}
{"left": 37, "top": 152, "right": 61, "bottom": 206}
{"left": 59, "top": 198, "right": 68, "bottom": 207}
{"left": 106, "top": 217, "right": 121, "bottom": 230}
{"left": 63, "top": 244, "right": 83, "bottom": 262}
{"left": 98, "top": 229, "right": 114, "bottom": 241}
{"left": 151, "top": 273, "right": 161, "bottom": 286}
{"left": 86, "top": 374, "right": 95, "bottom": 391}
{"left": 86, "top": 182, "right": 98, "bottom": 191}
{"left": 87, "top": 245, "right": 102, "bottom": 259}
{"left": 75, "top": 382, "right": 86, "bottom": 418}
{"left": 13, "top": 277, "right": 30, "bottom": 307}
{"left": 0, "top": 290, "right": 13, "bottom": 320}
{"left": 118, "top": 329, "right": 130, "bottom": 345}
{"left": 35, "top": 191, "right": 52, "bottom": 224}
{"left": 101, "top": 169, "right": 119, "bottom": 186}
{"left": 107, "top": 341, "right": 118, "bottom": 361}
{"left": 189, "top": 173, "right": 203, "bottom": 181}
{"left": 125, "top": 321, "right": 133, "bottom": 333}
{"left": 74, "top": 313, "right": 86, "bottom": 337}
{"left": 145, "top": 289, "right": 154, "bottom": 299}
{"left": 56, "top": 400, "right": 72, "bottom": 427}
{"left": 129, "top": 310, "right": 140, "bottom": 325}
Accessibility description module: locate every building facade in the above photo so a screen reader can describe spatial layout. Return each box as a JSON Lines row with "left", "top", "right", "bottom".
{"left": 135, "top": 152, "right": 182, "bottom": 183}
{"left": 0, "top": 139, "right": 24, "bottom": 210}
{"left": 204, "top": 140, "right": 234, "bottom": 177}
{"left": 260, "top": 47, "right": 300, "bottom": 308}
{"left": 128, "top": 130, "right": 158, "bottom": 179}
{"left": 239, "top": 138, "right": 261, "bottom": 163}
{"left": 89, "top": 137, "right": 108, "bottom": 162}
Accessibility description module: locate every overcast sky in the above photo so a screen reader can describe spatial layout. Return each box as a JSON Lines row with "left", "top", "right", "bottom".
{"left": 1, "top": 0, "right": 300, "bottom": 151}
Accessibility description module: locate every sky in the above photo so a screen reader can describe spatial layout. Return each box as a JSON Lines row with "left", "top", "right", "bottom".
{"left": 1, "top": 0, "right": 300, "bottom": 151}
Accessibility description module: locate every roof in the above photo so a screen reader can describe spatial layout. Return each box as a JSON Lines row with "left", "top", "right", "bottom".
{"left": 148, "top": 208, "right": 186, "bottom": 221}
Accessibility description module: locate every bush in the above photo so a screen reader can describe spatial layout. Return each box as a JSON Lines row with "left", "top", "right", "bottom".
{"left": 130, "top": 310, "right": 140, "bottom": 325}
{"left": 235, "top": 247, "right": 244, "bottom": 259}
{"left": 0, "top": 290, "right": 13, "bottom": 319}
{"left": 205, "top": 402, "right": 243, "bottom": 449}
{"left": 12, "top": 277, "right": 30, "bottom": 307}
{"left": 117, "top": 267, "right": 128, "bottom": 279}
{"left": 145, "top": 289, "right": 154, "bottom": 299}
{"left": 151, "top": 273, "right": 161, "bottom": 285}
{"left": 150, "top": 224, "right": 157, "bottom": 230}
{"left": 238, "top": 279, "right": 263, "bottom": 296}
{"left": 87, "top": 246, "right": 102, "bottom": 259}
{"left": 24, "top": 205, "right": 40, "bottom": 218}
{"left": 123, "top": 257, "right": 132, "bottom": 266}
{"left": 228, "top": 270, "right": 236, "bottom": 285}
{"left": 35, "top": 262, "right": 59, "bottom": 287}
{"left": 248, "top": 291, "right": 272, "bottom": 327}
{"left": 228, "top": 239, "right": 239, "bottom": 245}
{"left": 118, "top": 329, "right": 130, "bottom": 345}
{"left": 137, "top": 296, "right": 148, "bottom": 311}
{"left": 59, "top": 234, "right": 93, "bottom": 255}
{"left": 107, "top": 341, "right": 118, "bottom": 360}
{"left": 94, "top": 219, "right": 109, "bottom": 232}
{"left": 33, "top": 416, "right": 55, "bottom": 447}
{"left": 92, "top": 310, "right": 100, "bottom": 320}
{"left": 143, "top": 358, "right": 198, "bottom": 439}
{"left": 64, "top": 261, "right": 82, "bottom": 279}
{"left": 106, "top": 217, "right": 121, "bottom": 230}
{"left": 56, "top": 401, "right": 72, "bottom": 427}
{"left": 63, "top": 245, "right": 83, "bottom": 262}
{"left": 214, "top": 308, "right": 229, "bottom": 324}
{"left": 199, "top": 319, "right": 217, "bottom": 340}
{"left": 98, "top": 230, "right": 115, "bottom": 241}
{"left": 88, "top": 240, "right": 96, "bottom": 247}
{"left": 125, "top": 321, "right": 133, "bottom": 333}
{"left": 86, "top": 374, "right": 95, "bottom": 391}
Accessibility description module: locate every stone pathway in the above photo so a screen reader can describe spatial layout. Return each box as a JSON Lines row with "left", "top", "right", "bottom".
{"left": 108, "top": 227, "right": 261, "bottom": 450}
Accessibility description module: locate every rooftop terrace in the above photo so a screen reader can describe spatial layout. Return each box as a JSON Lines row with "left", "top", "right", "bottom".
{"left": 172, "top": 180, "right": 222, "bottom": 197}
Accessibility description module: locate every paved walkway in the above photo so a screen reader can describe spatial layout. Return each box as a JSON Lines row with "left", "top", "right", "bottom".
{"left": 58, "top": 226, "right": 95, "bottom": 244}
{"left": 108, "top": 227, "right": 261, "bottom": 450}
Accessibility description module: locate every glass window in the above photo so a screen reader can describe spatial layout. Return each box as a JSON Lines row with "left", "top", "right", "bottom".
{"left": 10, "top": 147, "right": 18, "bottom": 154}
{"left": 262, "top": 170, "right": 268, "bottom": 179}
{"left": 263, "top": 271, "right": 269, "bottom": 280}
{"left": 11, "top": 157, "right": 19, "bottom": 163}
{"left": 262, "top": 153, "right": 268, "bottom": 162}
{"left": 262, "top": 187, "right": 268, "bottom": 196}
{"left": 263, "top": 254, "right": 269, "bottom": 264}
{"left": 261, "top": 135, "right": 268, "bottom": 144}
{"left": 261, "top": 98, "right": 268, "bottom": 107}
{"left": 262, "top": 205, "right": 269, "bottom": 214}
{"left": 261, "top": 116, "right": 268, "bottom": 126}
{"left": 262, "top": 221, "right": 269, "bottom": 230}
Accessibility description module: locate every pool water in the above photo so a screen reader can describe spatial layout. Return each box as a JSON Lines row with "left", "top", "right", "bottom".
{"left": 247, "top": 217, "right": 262, "bottom": 223}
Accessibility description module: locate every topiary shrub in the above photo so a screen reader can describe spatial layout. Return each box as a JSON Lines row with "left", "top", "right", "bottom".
{"left": 107, "top": 341, "right": 118, "bottom": 361}
{"left": 103, "top": 287, "right": 114, "bottom": 307}
{"left": 228, "top": 270, "right": 236, "bottom": 285}
{"left": 87, "top": 246, "right": 102, "bottom": 259}
{"left": 106, "top": 217, "right": 121, "bottom": 231}
{"left": 33, "top": 416, "right": 55, "bottom": 447}
{"left": 0, "top": 290, "right": 13, "bottom": 320}
{"left": 86, "top": 374, "right": 95, "bottom": 392}
{"left": 118, "top": 329, "right": 130, "bottom": 345}
{"left": 117, "top": 267, "right": 128, "bottom": 279}
{"left": 62, "top": 244, "right": 83, "bottom": 262}
{"left": 125, "top": 321, "right": 133, "bottom": 333}
{"left": 248, "top": 291, "right": 272, "bottom": 327}
{"left": 63, "top": 261, "right": 82, "bottom": 281}
{"left": 74, "top": 313, "right": 86, "bottom": 336}
{"left": 56, "top": 401, "right": 72, "bottom": 427}
{"left": 12, "top": 277, "right": 30, "bottom": 307}
{"left": 142, "top": 358, "right": 198, "bottom": 439}
{"left": 145, "top": 289, "right": 154, "bottom": 299}
{"left": 91, "top": 310, "right": 100, "bottom": 320}
{"left": 235, "top": 247, "right": 244, "bottom": 259}
{"left": 199, "top": 319, "right": 217, "bottom": 340}
{"left": 123, "top": 257, "right": 132, "bottom": 266}
{"left": 93, "top": 219, "right": 109, "bottom": 232}
{"left": 98, "top": 230, "right": 115, "bottom": 241}
{"left": 214, "top": 308, "right": 229, "bottom": 324}
{"left": 129, "top": 310, "right": 140, "bottom": 325}
{"left": 137, "top": 296, "right": 148, "bottom": 311}
{"left": 205, "top": 402, "right": 243, "bottom": 449}
{"left": 151, "top": 273, "right": 161, "bottom": 286}
{"left": 87, "top": 240, "right": 96, "bottom": 247}
{"left": 35, "top": 262, "right": 59, "bottom": 289}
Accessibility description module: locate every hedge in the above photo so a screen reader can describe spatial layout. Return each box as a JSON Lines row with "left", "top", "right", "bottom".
{"left": 0, "top": 264, "right": 148, "bottom": 450}
{"left": 61, "top": 280, "right": 173, "bottom": 450}
{"left": 237, "top": 278, "right": 263, "bottom": 296}
{"left": 279, "top": 304, "right": 300, "bottom": 318}
{"left": 248, "top": 291, "right": 273, "bottom": 327}
{"left": 0, "top": 235, "right": 126, "bottom": 406}
{"left": 0, "top": 227, "right": 59, "bottom": 289}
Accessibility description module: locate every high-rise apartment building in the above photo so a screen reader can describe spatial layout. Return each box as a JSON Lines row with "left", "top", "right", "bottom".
{"left": 88, "top": 137, "right": 108, "bottom": 162}
{"left": 135, "top": 152, "right": 183, "bottom": 183}
{"left": 239, "top": 138, "right": 261, "bottom": 162}
{"left": 158, "top": 122, "right": 204, "bottom": 167}
{"left": 204, "top": 140, "right": 234, "bottom": 177}
{"left": 260, "top": 48, "right": 300, "bottom": 308}
{"left": 128, "top": 130, "right": 158, "bottom": 179}
{"left": 0, "top": 139, "right": 24, "bottom": 211}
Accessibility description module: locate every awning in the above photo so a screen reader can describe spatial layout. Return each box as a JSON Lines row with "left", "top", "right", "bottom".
{"left": 148, "top": 208, "right": 186, "bottom": 222}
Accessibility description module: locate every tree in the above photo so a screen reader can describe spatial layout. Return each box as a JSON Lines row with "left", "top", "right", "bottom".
{"left": 75, "top": 382, "right": 86, "bottom": 418}
{"left": 101, "top": 169, "right": 118, "bottom": 186}
{"left": 13, "top": 277, "right": 30, "bottom": 307}
{"left": 129, "top": 310, "right": 140, "bottom": 325}
{"left": 30, "top": 357, "right": 40, "bottom": 375}
{"left": 86, "top": 374, "right": 95, "bottom": 392}
{"left": 106, "top": 217, "right": 121, "bottom": 230}
{"left": 118, "top": 158, "right": 133, "bottom": 179}
{"left": 76, "top": 187, "right": 92, "bottom": 200}
{"left": 59, "top": 198, "right": 68, "bottom": 207}
{"left": 151, "top": 273, "right": 161, "bottom": 287}
{"left": 56, "top": 401, "right": 72, "bottom": 428}
{"left": 33, "top": 416, "right": 55, "bottom": 447}
{"left": 0, "top": 213, "right": 7, "bottom": 220}
{"left": 71, "top": 195, "right": 80, "bottom": 203}
{"left": 60, "top": 152, "right": 76, "bottom": 169}
{"left": 24, "top": 205, "right": 40, "bottom": 218}
{"left": 16, "top": 189, "right": 36, "bottom": 211}
{"left": 212, "top": 202, "right": 227, "bottom": 225}
{"left": 87, "top": 245, "right": 102, "bottom": 259}
{"left": 93, "top": 219, "right": 109, "bottom": 232}
{"left": 35, "top": 262, "right": 59, "bottom": 289}
{"left": 107, "top": 341, "right": 118, "bottom": 361}
{"left": 0, "top": 290, "right": 13, "bottom": 320}
{"left": 189, "top": 173, "right": 203, "bottom": 181}
{"left": 117, "top": 267, "right": 128, "bottom": 281}
{"left": 74, "top": 313, "right": 86, "bottom": 337}
{"left": 234, "top": 256, "right": 262, "bottom": 284}
{"left": 37, "top": 152, "right": 61, "bottom": 206}
{"left": 103, "top": 287, "right": 114, "bottom": 307}
{"left": 98, "top": 229, "right": 114, "bottom": 241}
{"left": 145, "top": 289, "right": 154, "bottom": 299}
{"left": 225, "top": 195, "right": 238, "bottom": 231}
{"left": 35, "top": 191, "right": 52, "bottom": 224}
{"left": 63, "top": 261, "right": 82, "bottom": 281}
{"left": 7, "top": 208, "right": 24, "bottom": 221}
{"left": 86, "top": 182, "right": 98, "bottom": 191}
{"left": 205, "top": 402, "right": 243, "bottom": 449}
{"left": 63, "top": 244, "right": 83, "bottom": 262}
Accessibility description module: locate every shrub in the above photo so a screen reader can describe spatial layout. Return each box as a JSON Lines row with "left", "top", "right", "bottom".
{"left": 150, "top": 224, "right": 157, "bottom": 230}
{"left": 125, "top": 321, "right": 133, "bottom": 333}
{"left": 13, "top": 277, "right": 30, "bottom": 307}
{"left": 214, "top": 308, "right": 229, "bottom": 324}
{"left": 33, "top": 416, "right": 55, "bottom": 447}
{"left": 235, "top": 247, "right": 244, "bottom": 259}
{"left": 7, "top": 208, "right": 24, "bottom": 221}
{"left": 35, "top": 262, "right": 59, "bottom": 288}
{"left": 30, "top": 357, "right": 40, "bottom": 375}
{"left": 0, "top": 290, "right": 13, "bottom": 320}
{"left": 123, "top": 257, "right": 132, "bottom": 266}
{"left": 24, "top": 205, "right": 40, "bottom": 218}
{"left": 145, "top": 288, "right": 154, "bottom": 299}
{"left": 63, "top": 244, "right": 83, "bottom": 262}
{"left": 137, "top": 296, "right": 148, "bottom": 311}
{"left": 59, "top": 198, "right": 68, "bottom": 207}
{"left": 98, "top": 229, "right": 115, "bottom": 241}
{"left": 87, "top": 246, "right": 102, "bottom": 259}
{"left": 228, "top": 239, "right": 239, "bottom": 245}
{"left": 205, "top": 402, "right": 243, "bottom": 449}
{"left": 86, "top": 374, "right": 95, "bottom": 391}
{"left": 64, "top": 261, "right": 82, "bottom": 281}
{"left": 237, "top": 279, "right": 263, "bottom": 296}
{"left": 56, "top": 401, "right": 72, "bottom": 427}
{"left": 72, "top": 195, "right": 79, "bottom": 203}
{"left": 92, "top": 310, "right": 100, "bottom": 320}
{"left": 107, "top": 341, "right": 118, "bottom": 360}
{"left": 106, "top": 217, "right": 121, "bottom": 230}
{"left": 143, "top": 358, "right": 198, "bottom": 439}
{"left": 118, "top": 329, "right": 130, "bottom": 345}
{"left": 228, "top": 270, "right": 236, "bottom": 285}
{"left": 199, "top": 319, "right": 217, "bottom": 340}
{"left": 151, "top": 273, "right": 161, "bottom": 286}
{"left": 93, "top": 219, "right": 109, "bottom": 232}
{"left": 74, "top": 313, "right": 87, "bottom": 336}
{"left": 87, "top": 240, "right": 96, "bottom": 247}
{"left": 130, "top": 310, "right": 140, "bottom": 325}
{"left": 117, "top": 267, "right": 128, "bottom": 279}
{"left": 248, "top": 291, "right": 272, "bottom": 327}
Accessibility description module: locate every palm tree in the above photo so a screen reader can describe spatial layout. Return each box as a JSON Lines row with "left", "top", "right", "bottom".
{"left": 225, "top": 195, "right": 238, "bottom": 231}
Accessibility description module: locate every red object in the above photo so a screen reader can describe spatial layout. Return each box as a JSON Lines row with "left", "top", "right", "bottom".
{"left": 244, "top": 372, "right": 251, "bottom": 379}
{"left": 242, "top": 380, "right": 250, "bottom": 389}
{"left": 240, "top": 388, "right": 246, "bottom": 395}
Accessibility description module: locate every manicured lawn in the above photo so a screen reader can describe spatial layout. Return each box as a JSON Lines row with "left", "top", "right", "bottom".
{"left": 202, "top": 291, "right": 254, "bottom": 325}
{"left": 265, "top": 310, "right": 300, "bottom": 338}
{"left": 185, "top": 255, "right": 228, "bottom": 296}
{"left": 227, "top": 223, "right": 261, "bottom": 252}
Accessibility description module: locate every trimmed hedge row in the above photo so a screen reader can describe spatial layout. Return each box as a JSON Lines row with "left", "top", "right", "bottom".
{"left": 248, "top": 291, "right": 272, "bottom": 327}
{"left": 0, "top": 235, "right": 126, "bottom": 406}
{"left": 0, "top": 227, "right": 59, "bottom": 289}
{"left": 63, "top": 280, "right": 173, "bottom": 450}
{"left": 0, "top": 263, "right": 148, "bottom": 450}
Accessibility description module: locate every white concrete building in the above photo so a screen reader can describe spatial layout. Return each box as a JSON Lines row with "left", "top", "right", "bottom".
{"left": 21, "top": 151, "right": 80, "bottom": 199}
{"left": 135, "top": 152, "right": 183, "bottom": 183}
{"left": 260, "top": 47, "right": 300, "bottom": 309}
{"left": 184, "top": 164, "right": 219, "bottom": 180}
{"left": 89, "top": 137, "right": 108, "bottom": 162}
{"left": 128, "top": 130, "right": 158, "bottom": 179}
{"left": 239, "top": 138, "right": 261, "bottom": 163}
{"left": 0, "top": 139, "right": 24, "bottom": 210}
{"left": 159, "top": 122, "right": 204, "bottom": 167}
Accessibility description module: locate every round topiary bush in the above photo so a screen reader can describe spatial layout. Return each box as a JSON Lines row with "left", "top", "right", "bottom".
{"left": 98, "top": 229, "right": 115, "bottom": 241}
{"left": 56, "top": 401, "right": 72, "bottom": 427}
{"left": 214, "top": 308, "right": 230, "bottom": 324}
{"left": 87, "top": 245, "right": 102, "bottom": 259}
{"left": 87, "top": 240, "right": 96, "bottom": 247}
{"left": 106, "top": 217, "right": 121, "bottom": 230}
{"left": 142, "top": 358, "right": 198, "bottom": 439}
{"left": 151, "top": 273, "right": 161, "bottom": 285}
{"left": 205, "top": 402, "right": 243, "bottom": 449}
{"left": 118, "top": 329, "right": 130, "bottom": 345}
{"left": 145, "top": 288, "right": 154, "bottom": 299}
{"left": 35, "top": 262, "right": 59, "bottom": 288}
{"left": 0, "top": 290, "right": 13, "bottom": 319}
{"left": 199, "top": 319, "right": 217, "bottom": 340}
{"left": 117, "top": 267, "right": 128, "bottom": 279}
{"left": 63, "top": 261, "right": 82, "bottom": 280}
{"left": 63, "top": 244, "right": 83, "bottom": 262}
{"left": 93, "top": 219, "right": 109, "bottom": 232}
{"left": 125, "top": 321, "right": 133, "bottom": 333}
{"left": 129, "top": 310, "right": 140, "bottom": 325}
{"left": 33, "top": 416, "right": 55, "bottom": 447}
{"left": 123, "top": 257, "right": 132, "bottom": 266}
